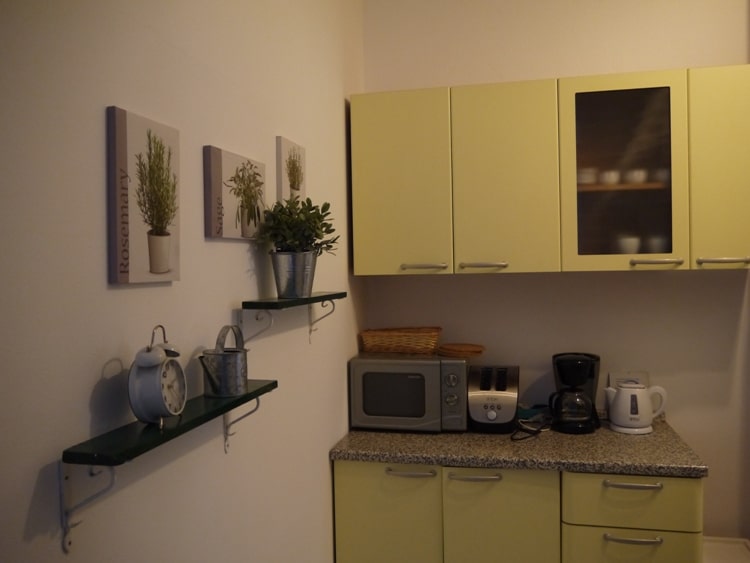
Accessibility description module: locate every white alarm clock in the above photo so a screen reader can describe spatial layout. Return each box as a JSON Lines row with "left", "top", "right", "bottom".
{"left": 128, "top": 325, "right": 187, "bottom": 427}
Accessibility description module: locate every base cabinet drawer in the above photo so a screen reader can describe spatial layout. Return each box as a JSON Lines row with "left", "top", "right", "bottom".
{"left": 562, "top": 471, "right": 703, "bottom": 532}
{"left": 562, "top": 523, "right": 703, "bottom": 563}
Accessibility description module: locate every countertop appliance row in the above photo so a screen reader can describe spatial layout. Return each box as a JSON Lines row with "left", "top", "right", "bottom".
{"left": 348, "top": 352, "right": 668, "bottom": 435}
{"left": 348, "top": 354, "right": 518, "bottom": 433}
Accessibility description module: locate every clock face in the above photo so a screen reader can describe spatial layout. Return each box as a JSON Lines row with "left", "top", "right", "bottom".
{"left": 128, "top": 357, "right": 187, "bottom": 424}
{"left": 161, "top": 359, "right": 187, "bottom": 416}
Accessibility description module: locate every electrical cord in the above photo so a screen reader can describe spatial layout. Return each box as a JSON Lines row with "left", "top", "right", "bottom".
{"left": 511, "top": 412, "right": 552, "bottom": 441}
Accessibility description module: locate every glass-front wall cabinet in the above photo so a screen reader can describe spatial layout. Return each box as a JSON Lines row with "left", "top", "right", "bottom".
{"left": 559, "top": 70, "right": 689, "bottom": 271}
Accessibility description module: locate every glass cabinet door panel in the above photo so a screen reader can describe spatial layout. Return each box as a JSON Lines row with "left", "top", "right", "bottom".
{"left": 560, "top": 70, "right": 689, "bottom": 271}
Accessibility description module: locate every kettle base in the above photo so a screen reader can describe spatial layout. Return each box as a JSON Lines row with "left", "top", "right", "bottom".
{"left": 610, "top": 422, "right": 653, "bottom": 434}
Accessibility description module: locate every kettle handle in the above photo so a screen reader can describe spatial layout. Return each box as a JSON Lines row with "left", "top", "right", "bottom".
{"left": 215, "top": 325, "right": 246, "bottom": 351}
{"left": 649, "top": 386, "right": 667, "bottom": 418}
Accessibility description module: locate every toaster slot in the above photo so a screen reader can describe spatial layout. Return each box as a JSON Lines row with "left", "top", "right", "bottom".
{"left": 479, "top": 367, "right": 493, "bottom": 391}
{"left": 494, "top": 368, "right": 508, "bottom": 391}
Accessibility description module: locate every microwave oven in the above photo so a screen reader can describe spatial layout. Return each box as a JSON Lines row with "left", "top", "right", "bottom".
{"left": 348, "top": 354, "right": 468, "bottom": 432}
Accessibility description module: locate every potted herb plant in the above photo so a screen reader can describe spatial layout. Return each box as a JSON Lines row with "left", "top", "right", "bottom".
{"left": 257, "top": 196, "right": 339, "bottom": 298}
{"left": 135, "top": 130, "right": 178, "bottom": 274}
{"left": 224, "top": 159, "right": 264, "bottom": 238}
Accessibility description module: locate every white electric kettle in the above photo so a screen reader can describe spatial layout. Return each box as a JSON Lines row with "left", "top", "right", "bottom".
{"left": 604, "top": 382, "right": 667, "bottom": 434}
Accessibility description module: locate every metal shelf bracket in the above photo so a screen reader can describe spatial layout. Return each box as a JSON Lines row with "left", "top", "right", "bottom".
{"left": 222, "top": 397, "right": 261, "bottom": 453}
{"left": 308, "top": 298, "right": 337, "bottom": 342}
{"left": 58, "top": 462, "right": 116, "bottom": 554}
{"left": 238, "top": 309, "right": 275, "bottom": 343}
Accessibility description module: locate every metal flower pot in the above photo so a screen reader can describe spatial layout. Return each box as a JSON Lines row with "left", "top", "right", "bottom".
{"left": 271, "top": 251, "right": 317, "bottom": 298}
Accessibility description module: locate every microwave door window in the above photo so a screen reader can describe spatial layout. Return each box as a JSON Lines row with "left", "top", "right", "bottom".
{"left": 363, "top": 372, "right": 426, "bottom": 417}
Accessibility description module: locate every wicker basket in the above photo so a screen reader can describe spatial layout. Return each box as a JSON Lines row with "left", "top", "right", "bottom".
{"left": 359, "top": 327, "right": 441, "bottom": 355}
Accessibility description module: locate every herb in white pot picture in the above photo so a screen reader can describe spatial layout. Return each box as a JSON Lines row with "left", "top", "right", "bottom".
{"left": 106, "top": 106, "right": 180, "bottom": 284}
{"left": 135, "top": 130, "right": 178, "bottom": 274}
{"left": 225, "top": 159, "right": 265, "bottom": 239}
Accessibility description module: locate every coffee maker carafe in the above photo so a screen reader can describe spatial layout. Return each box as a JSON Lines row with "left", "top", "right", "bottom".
{"left": 549, "top": 352, "right": 600, "bottom": 434}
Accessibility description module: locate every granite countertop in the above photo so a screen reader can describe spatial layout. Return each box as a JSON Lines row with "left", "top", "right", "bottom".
{"left": 330, "top": 420, "right": 708, "bottom": 478}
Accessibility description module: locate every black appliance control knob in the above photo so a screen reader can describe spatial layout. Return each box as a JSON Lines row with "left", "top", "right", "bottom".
{"left": 444, "top": 373, "right": 458, "bottom": 387}
{"left": 445, "top": 393, "right": 458, "bottom": 407}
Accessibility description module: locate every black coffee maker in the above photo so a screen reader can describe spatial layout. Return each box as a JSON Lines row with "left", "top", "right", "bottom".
{"left": 549, "top": 352, "right": 601, "bottom": 434}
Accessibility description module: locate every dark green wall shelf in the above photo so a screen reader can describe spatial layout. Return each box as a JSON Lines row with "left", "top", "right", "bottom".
{"left": 62, "top": 379, "right": 278, "bottom": 466}
{"left": 241, "top": 291, "right": 347, "bottom": 310}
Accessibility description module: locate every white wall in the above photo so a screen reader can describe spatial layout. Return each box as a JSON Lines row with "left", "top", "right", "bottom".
{"left": 0, "top": 1, "right": 363, "bottom": 561}
{"left": 361, "top": 0, "right": 750, "bottom": 539}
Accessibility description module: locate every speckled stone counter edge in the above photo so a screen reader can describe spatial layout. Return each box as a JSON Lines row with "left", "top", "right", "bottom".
{"left": 329, "top": 420, "right": 708, "bottom": 478}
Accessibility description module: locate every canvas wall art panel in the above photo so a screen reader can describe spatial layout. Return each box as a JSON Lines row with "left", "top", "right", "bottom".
{"left": 275, "top": 136, "right": 306, "bottom": 201}
{"left": 203, "top": 146, "right": 266, "bottom": 240}
{"left": 107, "top": 106, "right": 180, "bottom": 284}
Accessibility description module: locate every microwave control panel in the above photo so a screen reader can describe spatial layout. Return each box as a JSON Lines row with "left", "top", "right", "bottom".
{"left": 441, "top": 359, "right": 468, "bottom": 431}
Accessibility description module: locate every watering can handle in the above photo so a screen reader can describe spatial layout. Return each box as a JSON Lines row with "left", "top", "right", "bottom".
{"left": 215, "top": 325, "right": 246, "bottom": 351}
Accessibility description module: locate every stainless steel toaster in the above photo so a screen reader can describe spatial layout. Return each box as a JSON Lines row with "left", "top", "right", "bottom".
{"left": 467, "top": 365, "right": 519, "bottom": 433}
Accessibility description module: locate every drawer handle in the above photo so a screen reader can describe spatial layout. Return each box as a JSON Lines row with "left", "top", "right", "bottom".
{"left": 696, "top": 256, "right": 750, "bottom": 265}
{"left": 447, "top": 472, "right": 503, "bottom": 482}
{"left": 384, "top": 467, "right": 437, "bottom": 478}
{"left": 602, "top": 479, "right": 663, "bottom": 491}
{"left": 458, "top": 262, "right": 509, "bottom": 270}
{"left": 603, "top": 533, "right": 664, "bottom": 546}
{"left": 629, "top": 258, "right": 684, "bottom": 267}
{"left": 400, "top": 263, "right": 449, "bottom": 271}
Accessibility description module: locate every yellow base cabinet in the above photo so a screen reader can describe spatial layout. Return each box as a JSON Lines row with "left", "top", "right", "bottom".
{"left": 333, "top": 461, "right": 560, "bottom": 563}
{"left": 351, "top": 88, "right": 453, "bottom": 276}
{"left": 561, "top": 471, "right": 703, "bottom": 563}
{"left": 333, "top": 461, "right": 443, "bottom": 563}
{"left": 689, "top": 64, "right": 750, "bottom": 269}
{"left": 559, "top": 69, "right": 690, "bottom": 271}
{"left": 442, "top": 467, "right": 559, "bottom": 563}
{"left": 451, "top": 79, "right": 561, "bottom": 273}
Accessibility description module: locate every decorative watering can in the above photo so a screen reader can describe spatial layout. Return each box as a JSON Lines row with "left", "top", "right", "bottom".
{"left": 199, "top": 325, "right": 248, "bottom": 397}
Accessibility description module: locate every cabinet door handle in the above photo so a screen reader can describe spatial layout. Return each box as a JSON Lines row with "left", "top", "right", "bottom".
{"left": 384, "top": 467, "right": 437, "bottom": 478}
{"left": 447, "top": 472, "right": 502, "bottom": 482}
{"left": 629, "top": 258, "right": 684, "bottom": 267}
{"left": 696, "top": 256, "right": 750, "bottom": 265}
{"left": 458, "top": 262, "right": 509, "bottom": 270}
{"left": 602, "top": 479, "right": 663, "bottom": 491}
{"left": 399, "top": 263, "right": 449, "bottom": 271}
{"left": 603, "top": 533, "right": 664, "bottom": 546}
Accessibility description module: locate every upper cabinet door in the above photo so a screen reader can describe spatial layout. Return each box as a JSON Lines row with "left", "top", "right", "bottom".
{"left": 351, "top": 88, "right": 453, "bottom": 275}
{"left": 452, "top": 79, "right": 560, "bottom": 273}
{"left": 689, "top": 64, "right": 750, "bottom": 269}
{"left": 559, "top": 70, "right": 690, "bottom": 271}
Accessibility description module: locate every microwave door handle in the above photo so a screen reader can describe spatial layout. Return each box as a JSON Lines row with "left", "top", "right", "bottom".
{"left": 384, "top": 467, "right": 438, "bottom": 478}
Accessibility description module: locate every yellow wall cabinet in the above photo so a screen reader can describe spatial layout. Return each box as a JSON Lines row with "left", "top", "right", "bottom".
{"left": 333, "top": 461, "right": 560, "bottom": 563}
{"left": 451, "top": 80, "right": 560, "bottom": 273}
{"left": 351, "top": 79, "right": 560, "bottom": 275}
{"left": 689, "top": 64, "right": 750, "bottom": 269}
{"left": 351, "top": 65, "right": 746, "bottom": 275}
{"left": 351, "top": 88, "right": 453, "bottom": 275}
{"left": 561, "top": 471, "right": 703, "bottom": 563}
{"left": 559, "top": 69, "right": 690, "bottom": 271}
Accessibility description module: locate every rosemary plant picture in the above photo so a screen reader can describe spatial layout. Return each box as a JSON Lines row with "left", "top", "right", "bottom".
{"left": 106, "top": 106, "right": 180, "bottom": 284}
